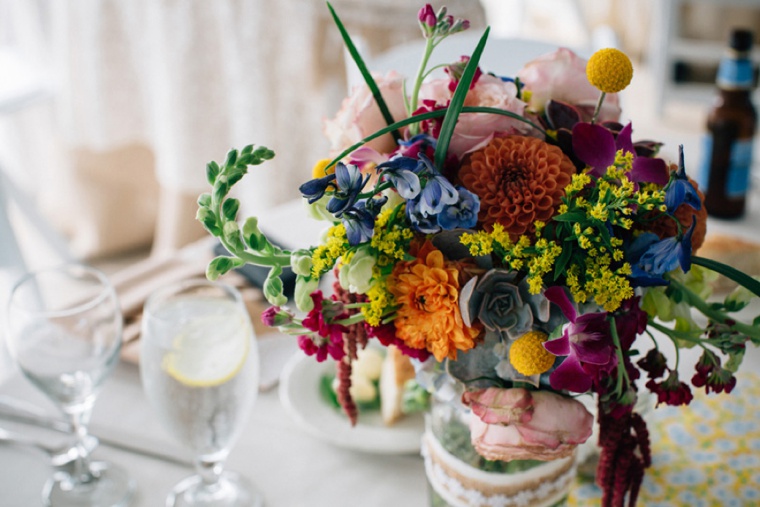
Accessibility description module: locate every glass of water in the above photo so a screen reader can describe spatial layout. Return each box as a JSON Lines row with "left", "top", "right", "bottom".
{"left": 5, "top": 263, "right": 134, "bottom": 506}
{"left": 140, "top": 279, "right": 262, "bottom": 507}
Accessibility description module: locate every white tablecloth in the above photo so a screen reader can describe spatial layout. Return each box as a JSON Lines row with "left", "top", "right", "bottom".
{"left": 0, "top": 359, "right": 427, "bottom": 507}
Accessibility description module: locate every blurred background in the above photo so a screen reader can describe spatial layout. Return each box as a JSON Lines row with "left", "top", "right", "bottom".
{"left": 1, "top": 0, "right": 760, "bottom": 278}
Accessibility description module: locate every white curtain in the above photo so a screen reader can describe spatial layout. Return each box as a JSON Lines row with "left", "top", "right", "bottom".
{"left": 2, "top": 0, "right": 485, "bottom": 259}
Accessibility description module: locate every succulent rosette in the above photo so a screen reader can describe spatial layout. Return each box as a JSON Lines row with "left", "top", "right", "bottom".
{"left": 198, "top": 4, "right": 760, "bottom": 506}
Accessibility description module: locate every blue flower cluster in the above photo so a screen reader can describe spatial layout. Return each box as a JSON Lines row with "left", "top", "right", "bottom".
{"left": 299, "top": 146, "right": 480, "bottom": 246}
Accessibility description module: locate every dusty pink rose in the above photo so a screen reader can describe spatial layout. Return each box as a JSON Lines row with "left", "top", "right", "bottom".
{"left": 516, "top": 48, "right": 621, "bottom": 123}
{"left": 323, "top": 71, "right": 408, "bottom": 156}
{"left": 419, "top": 74, "right": 530, "bottom": 158}
{"left": 462, "top": 387, "right": 593, "bottom": 462}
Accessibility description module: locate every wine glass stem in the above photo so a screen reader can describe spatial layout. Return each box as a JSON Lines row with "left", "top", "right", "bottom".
{"left": 63, "top": 409, "right": 96, "bottom": 486}
{"left": 195, "top": 457, "right": 225, "bottom": 488}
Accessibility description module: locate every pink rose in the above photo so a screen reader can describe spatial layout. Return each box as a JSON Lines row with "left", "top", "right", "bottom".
{"left": 419, "top": 74, "right": 531, "bottom": 158}
{"left": 462, "top": 387, "right": 593, "bottom": 462}
{"left": 323, "top": 71, "right": 408, "bottom": 156}
{"left": 516, "top": 48, "right": 621, "bottom": 123}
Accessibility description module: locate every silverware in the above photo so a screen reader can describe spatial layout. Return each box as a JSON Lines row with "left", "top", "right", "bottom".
{"left": 0, "top": 396, "right": 192, "bottom": 467}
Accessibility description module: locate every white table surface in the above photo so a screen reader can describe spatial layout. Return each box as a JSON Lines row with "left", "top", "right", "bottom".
{"left": 0, "top": 356, "right": 428, "bottom": 507}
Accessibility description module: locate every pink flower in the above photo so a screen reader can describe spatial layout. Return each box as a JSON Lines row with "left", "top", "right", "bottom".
{"left": 323, "top": 71, "right": 408, "bottom": 156}
{"left": 516, "top": 48, "right": 621, "bottom": 123}
{"left": 463, "top": 387, "right": 593, "bottom": 461}
{"left": 418, "top": 74, "right": 530, "bottom": 158}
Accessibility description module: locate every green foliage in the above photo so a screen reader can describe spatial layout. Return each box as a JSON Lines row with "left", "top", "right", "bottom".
{"left": 327, "top": 2, "right": 400, "bottom": 143}
{"left": 434, "top": 27, "right": 490, "bottom": 169}
{"left": 197, "top": 145, "right": 289, "bottom": 300}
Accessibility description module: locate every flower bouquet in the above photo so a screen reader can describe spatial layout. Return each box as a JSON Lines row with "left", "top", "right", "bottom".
{"left": 197, "top": 3, "right": 760, "bottom": 506}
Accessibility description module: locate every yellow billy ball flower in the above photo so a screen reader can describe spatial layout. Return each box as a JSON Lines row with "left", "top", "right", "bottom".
{"left": 509, "top": 330, "right": 555, "bottom": 376}
{"left": 586, "top": 48, "right": 633, "bottom": 94}
{"left": 312, "top": 158, "right": 335, "bottom": 179}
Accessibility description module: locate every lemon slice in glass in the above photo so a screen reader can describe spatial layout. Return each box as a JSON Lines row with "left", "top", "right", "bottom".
{"left": 163, "top": 315, "right": 250, "bottom": 388}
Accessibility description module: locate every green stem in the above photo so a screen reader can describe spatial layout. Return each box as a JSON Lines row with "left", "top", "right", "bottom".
{"left": 591, "top": 92, "right": 606, "bottom": 124}
{"left": 335, "top": 312, "right": 367, "bottom": 327}
{"left": 609, "top": 316, "right": 630, "bottom": 399}
{"left": 667, "top": 277, "right": 760, "bottom": 340}
{"left": 409, "top": 36, "right": 436, "bottom": 123}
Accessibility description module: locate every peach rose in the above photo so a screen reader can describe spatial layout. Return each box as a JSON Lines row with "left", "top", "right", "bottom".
{"left": 516, "top": 48, "right": 621, "bottom": 123}
{"left": 419, "top": 74, "right": 531, "bottom": 158}
{"left": 463, "top": 387, "right": 593, "bottom": 461}
{"left": 323, "top": 71, "right": 408, "bottom": 156}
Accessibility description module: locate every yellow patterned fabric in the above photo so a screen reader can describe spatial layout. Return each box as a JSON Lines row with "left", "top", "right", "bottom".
{"left": 569, "top": 372, "right": 760, "bottom": 506}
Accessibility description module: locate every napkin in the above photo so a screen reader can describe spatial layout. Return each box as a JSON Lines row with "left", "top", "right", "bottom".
{"left": 112, "top": 237, "right": 274, "bottom": 363}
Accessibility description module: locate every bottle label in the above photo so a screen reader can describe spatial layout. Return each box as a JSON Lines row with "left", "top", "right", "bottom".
{"left": 716, "top": 58, "right": 754, "bottom": 89}
{"left": 699, "top": 136, "right": 753, "bottom": 197}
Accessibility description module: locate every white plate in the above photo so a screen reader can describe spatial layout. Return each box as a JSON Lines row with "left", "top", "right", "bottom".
{"left": 278, "top": 352, "right": 424, "bottom": 455}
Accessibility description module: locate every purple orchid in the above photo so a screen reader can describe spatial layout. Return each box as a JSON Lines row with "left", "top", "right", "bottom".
{"left": 542, "top": 286, "right": 616, "bottom": 393}
{"left": 572, "top": 122, "right": 669, "bottom": 185}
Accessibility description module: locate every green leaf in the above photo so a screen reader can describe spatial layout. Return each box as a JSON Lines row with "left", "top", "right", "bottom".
{"left": 197, "top": 193, "right": 212, "bottom": 208}
{"left": 225, "top": 149, "right": 238, "bottom": 168}
{"left": 222, "top": 198, "right": 240, "bottom": 221}
{"left": 264, "top": 265, "right": 287, "bottom": 306}
{"left": 327, "top": 2, "right": 400, "bottom": 143}
{"left": 434, "top": 27, "right": 490, "bottom": 170}
{"left": 693, "top": 256, "right": 760, "bottom": 298}
{"left": 227, "top": 167, "right": 246, "bottom": 187}
{"left": 553, "top": 245, "right": 573, "bottom": 281}
{"left": 725, "top": 348, "right": 745, "bottom": 373}
{"left": 223, "top": 221, "right": 243, "bottom": 250}
{"left": 206, "top": 162, "right": 220, "bottom": 185}
{"left": 241, "top": 144, "right": 254, "bottom": 156}
{"left": 242, "top": 217, "right": 264, "bottom": 250}
{"left": 206, "top": 256, "right": 237, "bottom": 281}
{"left": 253, "top": 146, "right": 275, "bottom": 161}
{"left": 327, "top": 106, "right": 542, "bottom": 170}
{"left": 196, "top": 207, "right": 220, "bottom": 236}
{"left": 552, "top": 211, "right": 585, "bottom": 223}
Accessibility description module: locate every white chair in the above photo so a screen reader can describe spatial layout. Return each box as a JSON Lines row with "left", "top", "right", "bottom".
{"left": 355, "top": 32, "right": 579, "bottom": 89}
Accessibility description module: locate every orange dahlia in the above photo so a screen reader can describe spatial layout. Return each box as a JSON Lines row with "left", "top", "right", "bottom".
{"left": 388, "top": 241, "right": 479, "bottom": 361}
{"left": 458, "top": 135, "right": 575, "bottom": 240}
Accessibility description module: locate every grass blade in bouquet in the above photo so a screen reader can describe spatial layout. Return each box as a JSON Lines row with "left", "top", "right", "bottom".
{"left": 327, "top": 1, "right": 400, "bottom": 143}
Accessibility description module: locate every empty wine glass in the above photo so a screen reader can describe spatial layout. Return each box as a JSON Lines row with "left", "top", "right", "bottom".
{"left": 5, "top": 263, "right": 134, "bottom": 506}
{"left": 140, "top": 279, "right": 262, "bottom": 507}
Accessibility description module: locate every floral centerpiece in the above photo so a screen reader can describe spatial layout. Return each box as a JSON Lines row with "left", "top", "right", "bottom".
{"left": 197, "top": 4, "right": 760, "bottom": 506}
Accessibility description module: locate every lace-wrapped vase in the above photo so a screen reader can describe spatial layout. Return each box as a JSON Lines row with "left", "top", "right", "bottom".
{"left": 422, "top": 396, "right": 576, "bottom": 507}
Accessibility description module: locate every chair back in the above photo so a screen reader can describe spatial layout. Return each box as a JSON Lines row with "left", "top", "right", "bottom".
{"left": 351, "top": 32, "right": 579, "bottom": 88}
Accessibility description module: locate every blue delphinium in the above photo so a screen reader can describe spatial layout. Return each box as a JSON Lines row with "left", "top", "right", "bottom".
{"left": 664, "top": 146, "right": 702, "bottom": 214}
{"left": 327, "top": 162, "right": 368, "bottom": 217}
{"left": 342, "top": 200, "right": 377, "bottom": 246}
{"left": 438, "top": 186, "right": 480, "bottom": 230}
{"left": 377, "top": 156, "right": 421, "bottom": 199}
{"left": 299, "top": 173, "right": 336, "bottom": 204}
{"left": 629, "top": 218, "right": 696, "bottom": 286}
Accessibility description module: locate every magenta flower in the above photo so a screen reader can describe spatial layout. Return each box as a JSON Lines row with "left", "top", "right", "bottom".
{"left": 298, "top": 291, "right": 347, "bottom": 362}
{"left": 646, "top": 371, "right": 693, "bottom": 407}
{"left": 572, "top": 122, "right": 669, "bottom": 185}
{"left": 543, "top": 286, "right": 616, "bottom": 393}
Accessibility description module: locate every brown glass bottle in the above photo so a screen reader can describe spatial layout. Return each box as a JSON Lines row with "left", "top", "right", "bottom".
{"left": 701, "top": 29, "right": 757, "bottom": 219}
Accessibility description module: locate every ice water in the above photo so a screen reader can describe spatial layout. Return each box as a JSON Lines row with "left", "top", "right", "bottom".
{"left": 141, "top": 297, "right": 258, "bottom": 458}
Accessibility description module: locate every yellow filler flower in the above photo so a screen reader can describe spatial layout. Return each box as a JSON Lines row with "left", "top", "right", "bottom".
{"left": 509, "top": 330, "right": 555, "bottom": 376}
{"left": 586, "top": 48, "right": 633, "bottom": 94}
